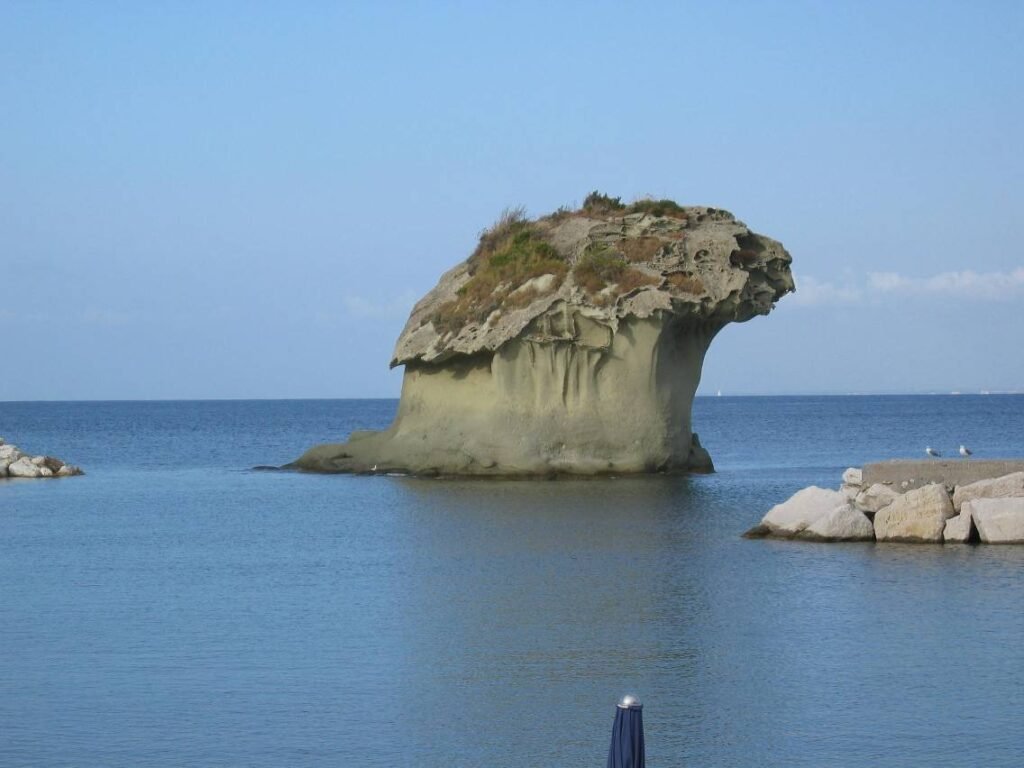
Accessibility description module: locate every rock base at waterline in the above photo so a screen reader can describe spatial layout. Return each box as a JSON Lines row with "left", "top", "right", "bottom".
{"left": 290, "top": 315, "right": 717, "bottom": 477}
{"left": 0, "top": 437, "right": 83, "bottom": 479}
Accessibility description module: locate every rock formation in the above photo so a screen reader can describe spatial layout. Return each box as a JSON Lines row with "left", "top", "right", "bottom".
{"left": 0, "top": 437, "right": 83, "bottom": 479}
{"left": 292, "top": 193, "right": 794, "bottom": 476}
{"left": 747, "top": 464, "right": 1024, "bottom": 544}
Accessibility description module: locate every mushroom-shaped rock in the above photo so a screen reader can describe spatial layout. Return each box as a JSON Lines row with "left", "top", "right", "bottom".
{"left": 291, "top": 196, "right": 794, "bottom": 476}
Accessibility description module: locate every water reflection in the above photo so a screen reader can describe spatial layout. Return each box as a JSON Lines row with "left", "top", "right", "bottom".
{"left": 383, "top": 476, "right": 707, "bottom": 764}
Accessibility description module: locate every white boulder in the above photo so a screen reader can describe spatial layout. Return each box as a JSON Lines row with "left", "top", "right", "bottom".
{"left": 0, "top": 444, "right": 22, "bottom": 462}
{"left": 968, "top": 498, "right": 1024, "bottom": 544}
{"left": 760, "top": 486, "right": 847, "bottom": 537}
{"left": 0, "top": 440, "right": 82, "bottom": 479}
{"left": 854, "top": 483, "right": 899, "bottom": 515}
{"left": 840, "top": 467, "right": 863, "bottom": 502}
{"left": 943, "top": 509, "right": 975, "bottom": 543}
{"left": 800, "top": 504, "right": 875, "bottom": 541}
{"left": 7, "top": 457, "right": 43, "bottom": 478}
{"left": 842, "top": 467, "right": 863, "bottom": 487}
{"left": 874, "top": 483, "right": 955, "bottom": 542}
{"left": 952, "top": 472, "right": 1024, "bottom": 512}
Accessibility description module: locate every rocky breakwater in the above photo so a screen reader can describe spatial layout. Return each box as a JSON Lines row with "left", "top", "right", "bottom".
{"left": 0, "top": 436, "right": 83, "bottom": 479}
{"left": 291, "top": 193, "right": 794, "bottom": 476}
{"left": 746, "top": 467, "right": 1024, "bottom": 544}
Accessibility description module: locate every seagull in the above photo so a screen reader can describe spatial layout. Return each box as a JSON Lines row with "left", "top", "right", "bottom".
{"left": 959, "top": 445, "right": 972, "bottom": 458}
{"left": 926, "top": 446, "right": 941, "bottom": 458}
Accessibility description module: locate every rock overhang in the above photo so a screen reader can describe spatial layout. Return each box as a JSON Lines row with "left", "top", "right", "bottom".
{"left": 390, "top": 203, "right": 794, "bottom": 368}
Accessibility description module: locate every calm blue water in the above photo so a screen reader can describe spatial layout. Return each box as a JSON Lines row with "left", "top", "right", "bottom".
{"left": 2, "top": 396, "right": 1023, "bottom": 767}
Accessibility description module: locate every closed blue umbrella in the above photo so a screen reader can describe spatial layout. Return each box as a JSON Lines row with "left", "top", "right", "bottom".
{"left": 606, "top": 695, "right": 644, "bottom": 768}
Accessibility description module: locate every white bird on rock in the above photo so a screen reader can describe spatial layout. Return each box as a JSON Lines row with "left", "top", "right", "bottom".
{"left": 959, "top": 445, "right": 972, "bottom": 458}
{"left": 926, "top": 446, "right": 941, "bottom": 457}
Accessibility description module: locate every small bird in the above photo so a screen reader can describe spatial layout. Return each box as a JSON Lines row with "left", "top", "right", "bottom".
{"left": 926, "top": 446, "right": 941, "bottom": 457}
{"left": 959, "top": 445, "right": 972, "bottom": 458}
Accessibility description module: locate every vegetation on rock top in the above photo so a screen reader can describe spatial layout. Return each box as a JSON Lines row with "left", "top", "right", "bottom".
{"left": 580, "top": 190, "right": 688, "bottom": 219}
{"left": 433, "top": 207, "right": 568, "bottom": 334}
{"left": 431, "top": 192, "right": 721, "bottom": 334}
{"left": 573, "top": 244, "right": 660, "bottom": 304}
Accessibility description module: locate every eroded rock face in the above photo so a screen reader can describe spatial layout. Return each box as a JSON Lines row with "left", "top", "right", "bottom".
{"left": 292, "top": 201, "right": 793, "bottom": 476}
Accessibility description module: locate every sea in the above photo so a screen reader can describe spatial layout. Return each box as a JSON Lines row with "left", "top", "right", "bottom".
{"left": 2, "top": 395, "right": 1023, "bottom": 767}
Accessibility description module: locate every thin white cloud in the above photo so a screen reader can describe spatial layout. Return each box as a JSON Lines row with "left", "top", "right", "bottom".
{"left": 787, "top": 275, "right": 863, "bottom": 307}
{"left": 341, "top": 291, "right": 418, "bottom": 319}
{"left": 868, "top": 268, "right": 1024, "bottom": 300}
{"left": 787, "top": 267, "right": 1024, "bottom": 308}
{"left": 81, "top": 308, "right": 132, "bottom": 326}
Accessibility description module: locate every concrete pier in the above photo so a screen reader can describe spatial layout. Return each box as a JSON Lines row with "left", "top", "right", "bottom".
{"left": 862, "top": 460, "right": 1024, "bottom": 492}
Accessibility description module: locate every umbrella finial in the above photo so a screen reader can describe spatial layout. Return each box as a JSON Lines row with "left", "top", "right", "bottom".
{"left": 618, "top": 694, "right": 642, "bottom": 709}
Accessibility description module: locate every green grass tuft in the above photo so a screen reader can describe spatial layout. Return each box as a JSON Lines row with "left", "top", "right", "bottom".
{"left": 573, "top": 244, "right": 659, "bottom": 298}
{"left": 582, "top": 191, "right": 626, "bottom": 215}
{"left": 433, "top": 210, "right": 567, "bottom": 334}
{"left": 626, "top": 198, "right": 688, "bottom": 218}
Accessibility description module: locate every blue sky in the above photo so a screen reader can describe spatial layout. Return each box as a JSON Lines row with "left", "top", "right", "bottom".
{"left": 2, "top": 1, "right": 1021, "bottom": 399}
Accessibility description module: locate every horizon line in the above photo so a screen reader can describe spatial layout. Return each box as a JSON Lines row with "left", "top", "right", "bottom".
{"left": 2, "top": 391, "right": 1023, "bottom": 405}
